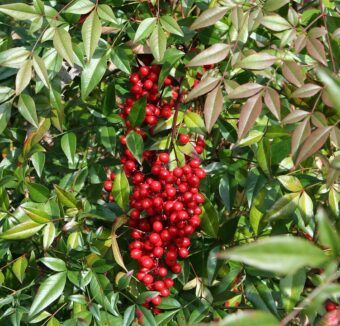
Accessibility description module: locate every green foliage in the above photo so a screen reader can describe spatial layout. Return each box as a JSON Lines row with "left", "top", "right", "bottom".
{"left": 0, "top": 0, "right": 339, "bottom": 325}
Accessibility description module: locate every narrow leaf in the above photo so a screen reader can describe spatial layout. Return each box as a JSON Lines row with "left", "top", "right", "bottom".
{"left": 291, "top": 83, "right": 322, "bottom": 98}
{"left": 262, "top": 14, "right": 292, "bottom": 31}
{"left": 18, "top": 94, "right": 39, "bottom": 128}
{"left": 228, "top": 83, "right": 263, "bottom": 99}
{"left": 150, "top": 24, "right": 166, "bottom": 62}
{"left": 112, "top": 171, "right": 130, "bottom": 210}
{"left": 190, "top": 7, "right": 229, "bottom": 30}
{"left": 134, "top": 17, "right": 157, "bottom": 42}
{"left": 187, "top": 44, "right": 229, "bottom": 67}
{"left": 16, "top": 60, "right": 32, "bottom": 95}
{"left": 266, "top": 193, "right": 299, "bottom": 220}
{"left": 160, "top": 15, "right": 183, "bottom": 36}
{"left": 204, "top": 85, "right": 223, "bottom": 133}
{"left": 0, "top": 221, "right": 44, "bottom": 240}
{"left": 238, "top": 94, "right": 263, "bottom": 139}
{"left": 13, "top": 256, "right": 28, "bottom": 283}
{"left": 239, "top": 53, "right": 276, "bottom": 70}
{"left": 306, "top": 37, "right": 327, "bottom": 65}
{"left": 33, "top": 54, "right": 50, "bottom": 88}
{"left": 82, "top": 10, "right": 101, "bottom": 61}
{"left": 264, "top": 87, "right": 281, "bottom": 120}
{"left": 53, "top": 28, "right": 74, "bottom": 66}
{"left": 126, "top": 131, "right": 144, "bottom": 164}
{"left": 186, "top": 76, "right": 220, "bottom": 102}
{"left": 282, "top": 61, "right": 305, "bottom": 87}
{"left": 128, "top": 96, "right": 146, "bottom": 128}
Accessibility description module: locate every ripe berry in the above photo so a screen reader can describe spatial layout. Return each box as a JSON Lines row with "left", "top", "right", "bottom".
{"left": 129, "top": 73, "right": 140, "bottom": 84}
{"left": 179, "top": 134, "right": 190, "bottom": 145}
{"left": 154, "top": 281, "right": 165, "bottom": 291}
{"left": 159, "top": 153, "right": 170, "bottom": 163}
{"left": 143, "top": 274, "right": 154, "bottom": 284}
{"left": 151, "top": 296, "right": 162, "bottom": 306}
{"left": 140, "top": 66, "right": 150, "bottom": 76}
{"left": 178, "top": 247, "right": 189, "bottom": 258}
{"left": 104, "top": 181, "right": 112, "bottom": 192}
{"left": 160, "top": 288, "right": 170, "bottom": 297}
{"left": 153, "top": 221, "right": 163, "bottom": 232}
{"left": 141, "top": 256, "right": 154, "bottom": 269}
{"left": 131, "top": 249, "right": 142, "bottom": 260}
{"left": 164, "top": 278, "right": 174, "bottom": 288}
{"left": 325, "top": 302, "right": 337, "bottom": 312}
{"left": 171, "top": 263, "right": 182, "bottom": 273}
{"left": 144, "top": 79, "right": 153, "bottom": 90}
{"left": 153, "top": 246, "right": 164, "bottom": 257}
{"left": 158, "top": 267, "right": 168, "bottom": 277}
{"left": 164, "top": 77, "right": 172, "bottom": 86}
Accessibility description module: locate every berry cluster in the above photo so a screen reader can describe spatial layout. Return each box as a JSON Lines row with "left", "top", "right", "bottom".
{"left": 103, "top": 64, "right": 206, "bottom": 316}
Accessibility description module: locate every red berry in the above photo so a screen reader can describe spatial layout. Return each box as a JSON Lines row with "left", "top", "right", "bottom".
{"left": 153, "top": 221, "right": 163, "bottom": 232}
{"left": 104, "top": 181, "right": 112, "bottom": 192}
{"left": 164, "top": 278, "right": 174, "bottom": 288}
{"left": 130, "top": 249, "right": 142, "bottom": 260}
{"left": 151, "top": 296, "right": 162, "bottom": 306}
{"left": 143, "top": 274, "right": 154, "bottom": 284}
{"left": 164, "top": 77, "right": 172, "bottom": 86}
{"left": 129, "top": 73, "right": 140, "bottom": 84}
{"left": 325, "top": 302, "right": 337, "bottom": 312}
{"left": 159, "top": 153, "right": 170, "bottom": 163}
{"left": 171, "top": 263, "right": 182, "bottom": 273}
{"left": 141, "top": 256, "right": 154, "bottom": 269}
{"left": 179, "top": 134, "right": 190, "bottom": 145}
{"left": 153, "top": 246, "right": 164, "bottom": 257}
{"left": 139, "top": 66, "right": 150, "bottom": 76}
{"left": 160, "top": 288, "right": 170, "bottom": 297}
{"left": 158, "top": 267, "right": 168, "bottom": 277}
{"left": 144, "top": 79, "right": 153, "bottom": 90}
{"left": 154, "top": 281, "right": 165, "bottom": 291}
{"left": 178, "top": 247, "right": 189, "bottom": 258}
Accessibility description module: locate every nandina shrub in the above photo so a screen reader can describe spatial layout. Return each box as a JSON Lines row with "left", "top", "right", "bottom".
{"left": 0, "top": 1, "right": 339, "bottom": 325}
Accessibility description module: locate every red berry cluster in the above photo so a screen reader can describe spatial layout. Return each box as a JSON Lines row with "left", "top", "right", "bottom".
{"left": 102, "top": 64, "right": 206, "bottom": 316}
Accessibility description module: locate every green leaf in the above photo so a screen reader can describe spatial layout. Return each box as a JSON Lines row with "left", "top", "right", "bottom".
{"left": 280, "top": 269, "right": 306, "bottom": 312}
{"left": 33, "top": 54, "right": 50, "bottom": 88}
{"left": 200, "top": 196, "right": 219, "bottom": 238}
{"left": 29, "top": 272, "right": 67, "bottom": 317}
{"left": 22, "top": 206, "right": 50, "bottom": 224}
{"left": 126, "top": 131, "right": 144, "bottom": 164}
{"left": 31, "top": 152, "right": 45, "bottom": 178}
{"left": 111, "top": 47, "right": 131, "bottom": 75}
{"left": 123, "top": 305, "right": 135, "bottom": 326}
{"left": 64, "top": 0, "right": 95, "bottom": 14}
{"left": 190, "top": 7, "right": 229, "bottom": 30}
{"left": 16, "top": 60, "right": 32, "bottom": 95}
{"left": 18, "top": 94, "right": 39, "bottom": 128}
{"left": 0, "top": 102, "right": 12, "bottom": 135}
{"left": 160, "top": 15, "right": 183, "bottom": 36}
{"left": 239, "top": 53, "right": 277, "bottom": 70}
{"left": 99, "top": 126, "right": 116, "bottom": 153}
{"left": 112, "top": 171, "right": 130, "bottom": 210}
{"left": 61, "top": 132, "right": 77, "bottom": 165}
{"left": 262, "top": 14, "right": 292, "bottom": 31}
{"left": 186, "top": 76, "right": 220, "bottom": 102}
{"left": 0, "top": 47, "right": 30, "bottom": 68}
{"left": 214, "top": 311, "right": 279, "bottom": 326}
{"left": 0, "top": 221, "right": 43, "bottom": 240}
{"left": 298, "top": 191, "right": 314, "bottom": 223}
{"left": 134, "top": 17, "right": 157, "bottom": 42}
{"left": 317, "top": 67, "right": 340, "bottom": 113}
{"left": 27, "top": 183, "right": 50, "bottom": 203}
{"left": 0, "top": 3, "right": 38, "bottom": 20}
{"left": 150, "top": 24, "right": 167, "bottom": 62}
{"left": 40, "top": 257, "right": 67, "bottom": 272}
{"left": 53, "top": 28, "right": 74, "bottom": 66}
{"left": 277, "top": 176, "right": 303, "bottom": 192}
{"left": 43, "top": 222, "right": 56, "bottom": 250}
{"left": 155, "top": 310, "right": 180, "bottom": 326}
{"left": 128, "top": 96, "right": 146, "bottom": 128}
{"left": 158, "top": 48, "right": 184, "bottom": 88}
{"left": 264, "top": 0, "right": 290, "bottom": 11}
{"left": 265, "top": 192, "right": 299, "bottom": 221}
{"left": 295, "top": 127, "right": 332, "bottom": 166}
{"left": 219, "top": 174, "right": 231, "bottom": 212}
{"left": 184, "top": 112, "right": 206, "bottom": 135}
{"left": 138, "top": 306, "right": 157, "bottom": 326}
{"left": 82, "top": 10, "right": 101, "bottom": 61}
{"left": 220, "top": 236, "right": 329, "bottom": 274}
{"left": 13, "top": 256, "right": 28, "bottom": 283}
{"left": 316, "top": 207, "right": 340, "bottom": 257}
{"left": 81, "top": 51, "right": 107, "bottom": 100}
{"left": 54, "top": 185, "right": 77, "bottom": 208}
{"left": 150, "top": 297, "right": 179, "bottom": 310}
{"left": 97, "top": 4, "right": 118, "bottom": 23}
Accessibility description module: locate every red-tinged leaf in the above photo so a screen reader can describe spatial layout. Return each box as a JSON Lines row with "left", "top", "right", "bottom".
{"left": 291, "top": 117, "right": 311, "bottom": 155}
{"left": 186, "top": 76, "right": 220, "bottom": 102}
{"left": 112, "top": 216, "right": 128, "bottom": 271}
{"left": 282, "top": 110, "right": 310, "bottom": 124}
{"left": 295, "top": 127, "right": 332, "bottom": 166}
{"left": 238, "top": 94, "right": 263, "bottom": 140}
{"left": 306, "top": 37, "right": 327, "bottom": 65}
{"left": 291, "top": 84, "right": 322, "bottom": 98}
{"left": 186, "top": 43, "right": 230, "bottom": 67}
{"left": 190, "top": 7, "right": 229, "bottom": 30}
{"left": 311, "top": 112, "right": 328, "bottom": 128}
{"left": 239, "top": 52, "right": 277, "bottom": 70}
{"left": 264, "top": 87, "right": 281, "bottom": 120}
{"left": 330, "top": 127, "right": 340, "bottom": 148}
{"left": 228, "top": 83, "right": 263, "bottom": 99}
{"left": 295, "top": 35, "right": 306, "bottom": 53}
{"left": 204, "top": 85, "right": 223, "bottom": 133}
{"left": 282, "top": 61, "right": 305, "bottom": 87}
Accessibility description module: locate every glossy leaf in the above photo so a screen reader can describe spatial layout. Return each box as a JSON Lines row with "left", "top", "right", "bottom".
{"left": 184, "top": 112, "right": 206, "bottom": 135}
{"left": 29, "top": 272, "right": 67, "bottom": 316}
{"left": 0, "top": 3, "right": 38, "bottom": 20}
{"left": 13, "top": 256, "right": 28, "bottom": 283}
{"left": 282, "top": 61, "right": 305, "bottom": 88}
{"left": 238, "top": 94, "right": 263, "bottom": 139}
{"left": 112, "top": 171, "right": 130, "bottom": 210}
{"left": 128, "top": 96, "right": 146, "bottom": 128}
{"left": 190, "top": 7, "right": 229, "bottom": 30}
{"left": 33, "top": 54, "right": 50, "bottom": 88}
{"left": 200, "top": 196, "right": 219, "bottom": 238}
{"left": 204, "top": 85, "right": 223, "bottom": 133}
{"left": 277, "top": 176, "right": 303, "bottom": 192}
{"left": 126, "top": 131, "right": 143, "bottom": 164}
{"left": 186, "top": 76, "right": 220, "bottom": 102}
{"left": 22, "top": 206, "right": 50, "bottom": 224}
{"left": 160, "top": 15, "right": 183, "bottom": 36}
{"left": 187, "top": 44, "right": 229, "bottom": 67}
{"left": 134, "top": 17, "right": 157, "bottom": 42}
{"left": 264, "top": 87, "right": 281, "bottom": 120}
{"left": 228, "top": 83, "right": 263, "bottom": 100}
{"left": 220, "top": 236, "right": 329, "bottom": 274}
{"left": 298, "top": 191, "right": 314, "bottom": 223}
{"left": 82, "top": 10, "right": 101, "bottom": 61}
{"left": 53, "top": 28, "right": 74, "bottom": 66}
{"left": 262, "top": 14, "right": 292, "bottom": 31}
{"left": 265, "top": 192, "right": 299, "bottom": 220}
{"left": 213, "top": 311, "right": 279, "bottom": 326}
{"left": 306, "top": 37, "right": 327, "bottom": 65}
{"left": 295, "top": 127, "right": 332, "bottom": 166}
{"left": 150, "top": 24, "right": 166, "bottom": 62}
{"left": 291, "top": 83, "right": 322, "bottom": 98}
{"left": 54, "top": 185, "right": 77, "bottom": 208}
{"left": 18, "top": 94, "right": 39, "bottom": 128}
{"left": 16, "top": 60, "right": 32, "bottom": 95}
{"left": 61, "top": 132, "right": 77, "bottom": 165}
{"left": 239, "top": 53, "right": 276, "bottom": 70}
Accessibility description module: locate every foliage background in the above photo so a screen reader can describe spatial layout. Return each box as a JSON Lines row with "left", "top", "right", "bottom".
{"left": 0, "top": 0, "right": 339, "bottom": 325}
